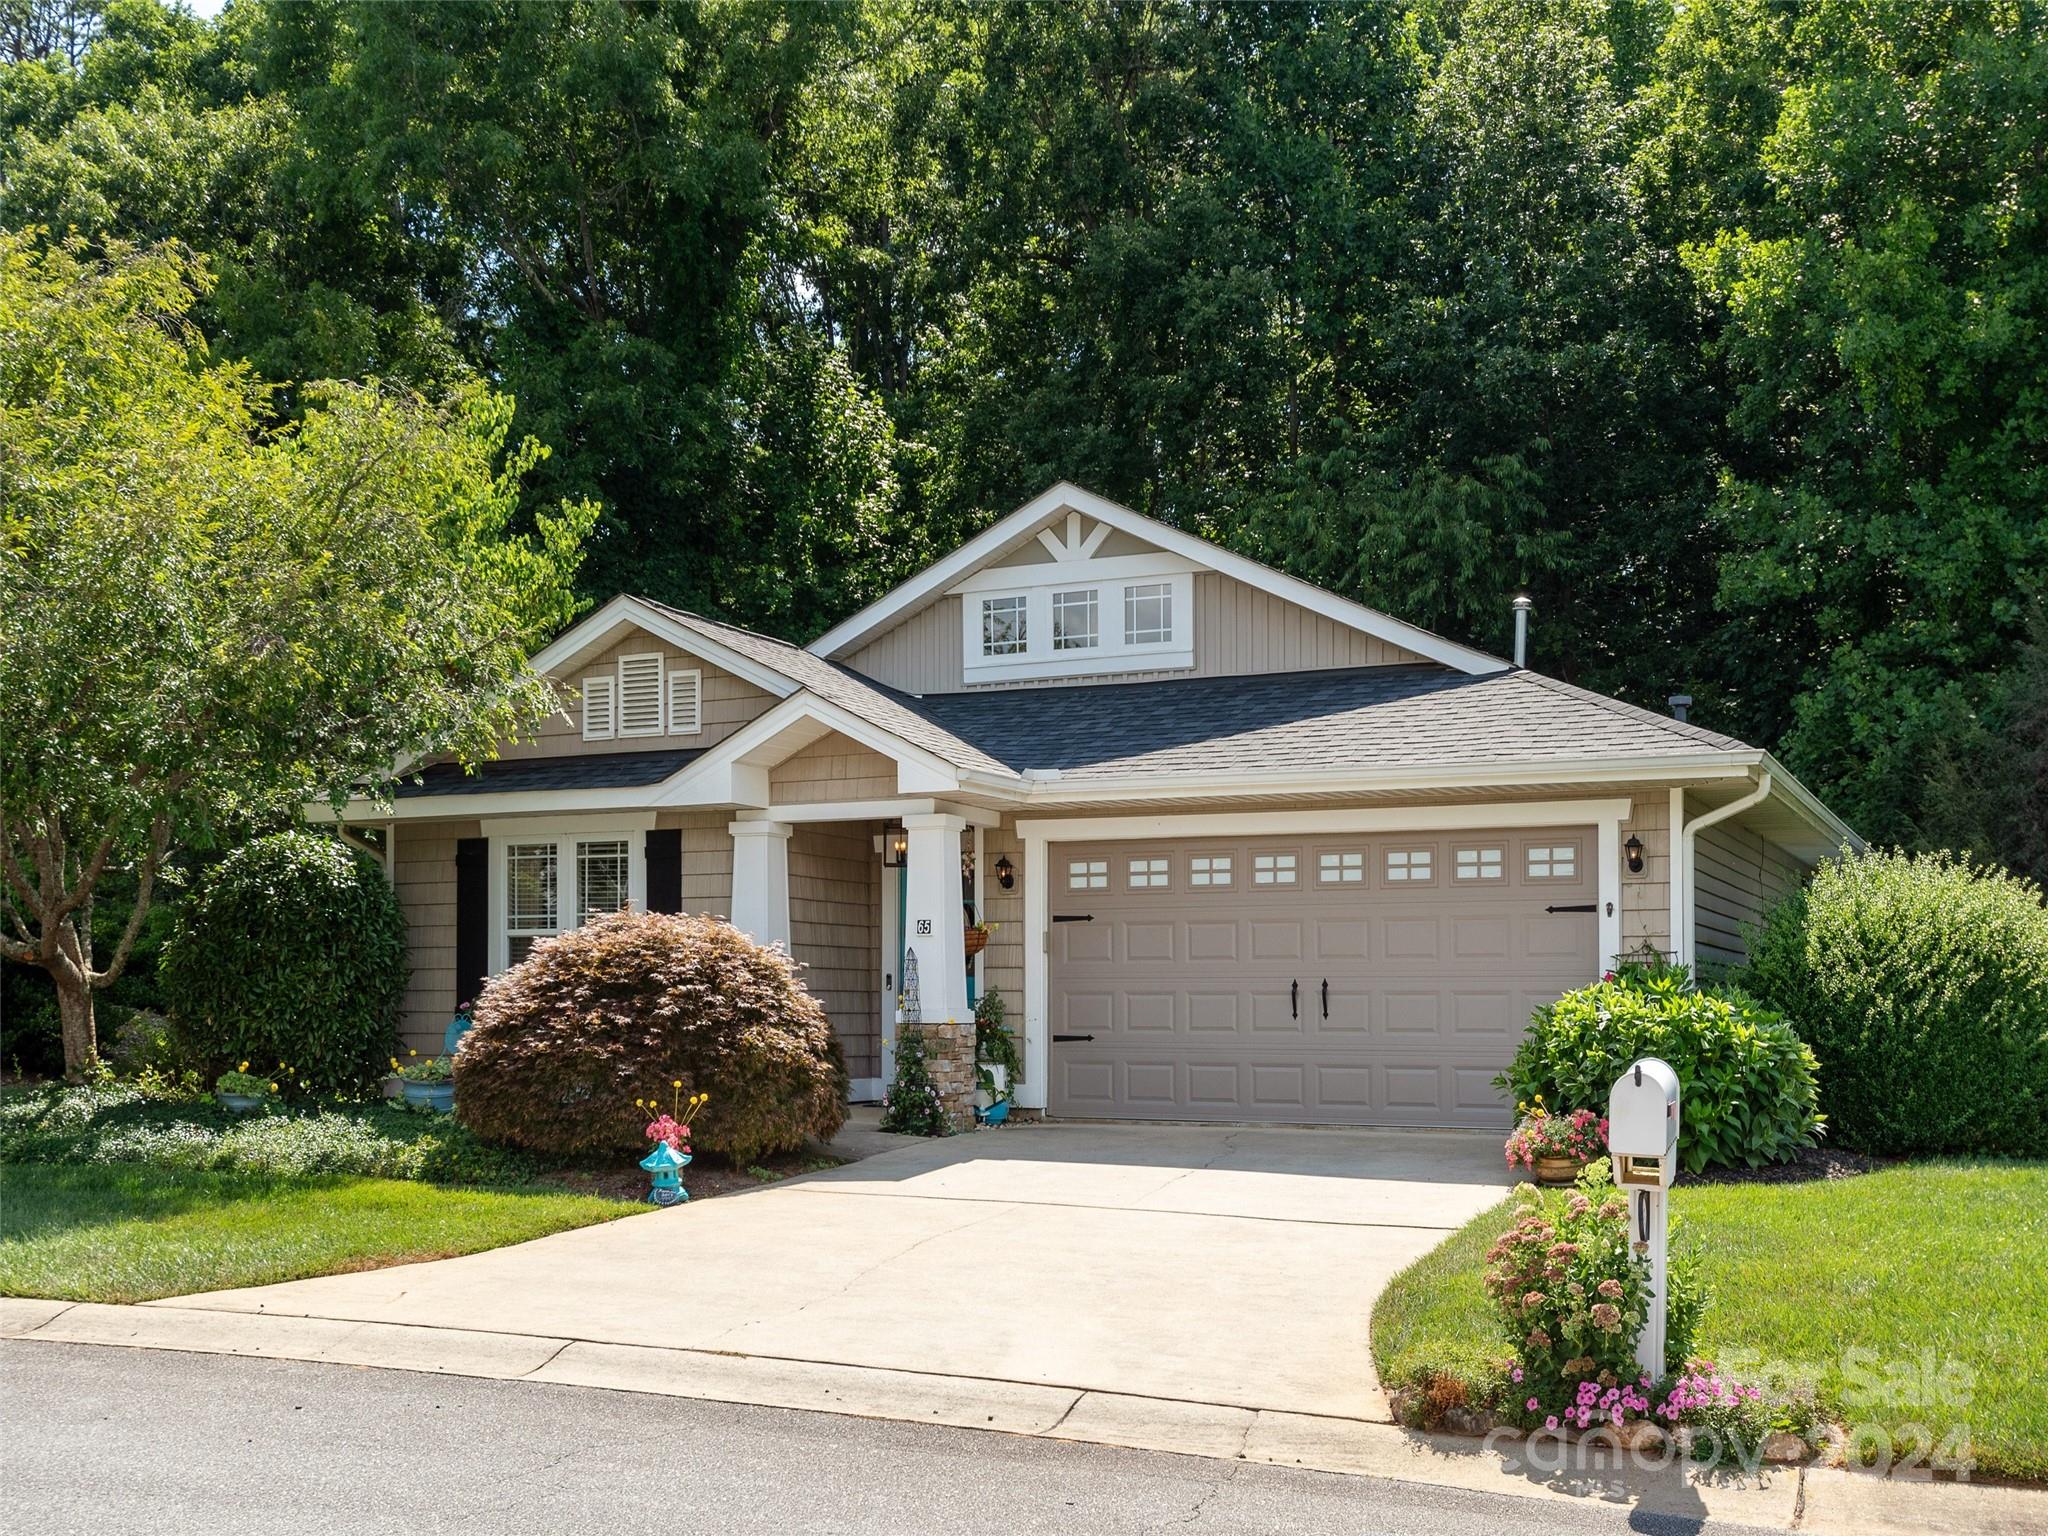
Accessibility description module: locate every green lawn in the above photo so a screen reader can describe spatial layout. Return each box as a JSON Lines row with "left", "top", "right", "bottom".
{"left": 0, "top": 1164, "right": 642, "bottom": 1303}
{"left": 1373, "top": 1161, "right": 2048, "bottom": 1481}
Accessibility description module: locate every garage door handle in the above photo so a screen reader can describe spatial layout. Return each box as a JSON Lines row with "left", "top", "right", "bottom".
{"left": 1321, "top": 978, "right": 1329, "bottom": 1020}
{"left": 1291, "top": 979, "right": 1299, "bottom": 1019}
{"left": 1052, "top": 1033, "right": 1095, "bottom": 1043}
{"left": 1052, "top": 913, "right": 1093, "bottom": 923}
{"left": 1546, "top": 903, "right": 1597, "bottom": 913}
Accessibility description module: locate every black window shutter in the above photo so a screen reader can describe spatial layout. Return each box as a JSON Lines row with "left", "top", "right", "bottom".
{"left": 454, "top": 837, "right": 488, "bottom": 1007}
{"left": 645, "top": 828, "right": 683, "bottom": 914}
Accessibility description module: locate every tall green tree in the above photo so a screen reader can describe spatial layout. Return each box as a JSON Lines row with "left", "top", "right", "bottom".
{"left": 1653, "top": 0, "right": 2048, "bottom": 842}
{"left": 0, "top": 236, "right": 595, "bottom": 1074}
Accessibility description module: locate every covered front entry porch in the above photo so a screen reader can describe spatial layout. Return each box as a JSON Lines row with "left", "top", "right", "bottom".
{"left": 727, "top": 801, "right": 1008, "bottom": 1107}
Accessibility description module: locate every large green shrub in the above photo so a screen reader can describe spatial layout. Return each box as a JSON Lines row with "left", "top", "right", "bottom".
{"left": 160, "top": 831, "right": 408, "bottom": 1093}
{"left": 454, "top": 911, "right": 847, "bottom": 1164}
{"left": 1740, "top": 849, "right": 2048, "bottom": 1157}
{"left": 1498, "top": 966, "right": 1822, "bottom": 1173}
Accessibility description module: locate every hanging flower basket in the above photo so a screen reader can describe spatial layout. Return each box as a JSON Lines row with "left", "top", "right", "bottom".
{"left": 963, "top": 923, "right": 994, "bottom": 958}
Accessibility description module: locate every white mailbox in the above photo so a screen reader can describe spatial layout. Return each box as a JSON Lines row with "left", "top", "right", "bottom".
{"left": 1609, "top": 1056, "right": 1682, "bottom": 1379}
{"left": 1608, "top": 1056, "right": 1680, "bottom": 1190}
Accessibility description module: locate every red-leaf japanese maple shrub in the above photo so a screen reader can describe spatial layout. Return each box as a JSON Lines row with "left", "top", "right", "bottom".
{"left": 454, "top": 911, "right": 847, "bottom": 1164}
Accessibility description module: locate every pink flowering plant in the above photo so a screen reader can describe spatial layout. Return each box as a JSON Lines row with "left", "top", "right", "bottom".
{"left": 634, "top": 1082, "right": 710, "bottom": 1155}
{"left": 1483, "top": 1158, "right": 1660, "bottom": 1425}
{"left": 1503, "top": 1097, "right": 1607, "bottom": 1171}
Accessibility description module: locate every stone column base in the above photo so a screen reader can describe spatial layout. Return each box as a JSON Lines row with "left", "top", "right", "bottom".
{"left": 904, "top": 1019, "right": 976, "bottom": 1132}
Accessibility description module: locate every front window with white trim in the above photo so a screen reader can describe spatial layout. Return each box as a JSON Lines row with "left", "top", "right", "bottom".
{"left": 1123, "top": 581, "right": 1174, "bottom": 645}
{"left": 1189, "top": 854, "right": 1232, "bottom": 887}
{"left": 982, "top": 594, "right": 1028, "bottom": 656}
{"left": 1052, "top": 589, "right": 1099, "bottom": 650}
{"left": 1253, "top": 852, "right": 1297, "bottom": 886}
{"left": 576, "top": 839, "right": 630, "bottom": 925}
{"left": 505, "top": 842, "right": 559, "bottom": 966}
{"left": 1526, "top": 844, "right": 1579, "bottom": 880}
{"left": 495, "top": 825, "right": 648, "bottom": 973}
{"left": 1068, "top": 858, "right": 1109, "bottom": 891}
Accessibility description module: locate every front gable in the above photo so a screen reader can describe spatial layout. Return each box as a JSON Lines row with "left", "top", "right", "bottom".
{"left": 811, "top": 482, "right": 1504, "bottom": 693}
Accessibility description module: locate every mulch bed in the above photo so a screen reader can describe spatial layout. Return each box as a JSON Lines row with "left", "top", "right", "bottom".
{"left": 540, "top": 1147, "right": 848, "bottom": 1205}
{"left": 1677, "top": 1144, "right": 1891, "bottom": 1186}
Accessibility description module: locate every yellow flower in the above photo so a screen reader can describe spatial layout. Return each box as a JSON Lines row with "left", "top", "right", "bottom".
{"left": 239, "top": 1061, "right": 249, "bottom": 1072}
{"left": 267, "top": 1082, "right": 278, "bottom": 1093}
{"left": 672, "top": 1079, "right": 681, "bottom": 1089}
{"left": 409, "top": 1049, "right": 419, "bottom": 1058}
{"left": 391, "top": 1058, "right": 400, "bottom": 1070}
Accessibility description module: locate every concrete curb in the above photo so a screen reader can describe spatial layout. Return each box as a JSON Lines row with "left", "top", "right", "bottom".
{"left": 5, "top": 1295, "right": 2040, "bottom": 1533}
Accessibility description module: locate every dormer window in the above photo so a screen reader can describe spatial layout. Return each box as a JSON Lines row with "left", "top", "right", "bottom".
{"left": 1123, "top": 582, "right": 1174, "bottom": 646}
{"left": 955, "top": 514, "right": 1196, "bottom": 684}
{"left": 1052, "top": 589, "right": 1099, "bottom": 650}
{"left": 982, "top": 594, "right": 1028, "bottom": 656}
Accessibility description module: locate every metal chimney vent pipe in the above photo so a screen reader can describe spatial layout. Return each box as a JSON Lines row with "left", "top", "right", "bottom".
{"left": 1668, "top": 694, "right": 1693, "bottom": 723}
{"left": 1511, "top": 596, "right": 1533, "bottom": 668}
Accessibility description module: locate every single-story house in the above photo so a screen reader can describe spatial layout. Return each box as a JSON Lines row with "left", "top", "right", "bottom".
{"left": 316, "top": 482, "right": 1858, "bottom": 1127}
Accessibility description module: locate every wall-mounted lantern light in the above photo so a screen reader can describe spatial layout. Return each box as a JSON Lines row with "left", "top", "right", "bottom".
{"left": 994, "top": 854, "right": 1015, "bottom": 890}
{"left": 882, "top": 822, "right": 908, "bottom": 868}
{"left": 1624, "top": 834, "right": 1645, "bottom": 875}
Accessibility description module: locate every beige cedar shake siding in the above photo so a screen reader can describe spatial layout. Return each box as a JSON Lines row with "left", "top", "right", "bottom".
{"left": 393, "top": 817, "right": 480, "bottom": 1055}
{"left": 1693, "top": 813, "right": 1803, "bottom": 974}
{"left": 658, "top": 809, "right": 734, "bottom": 917}
{"left": 788, "top": 820, "right": 882, "bottom": 1079}
{"left": 836, "top": 571, "right": 1426, "bottom": 694}
{"left": 979, "top": 820, "right": 1026, "bottom": 1045}
{"left": 490, "top": 628, "right": 780, "bottom": 761}
{"left": 1619, "top": 791, "right": 1672, "bottom": 961}
{"left": 768, "top": 731, "right": 898, "bottom": 803}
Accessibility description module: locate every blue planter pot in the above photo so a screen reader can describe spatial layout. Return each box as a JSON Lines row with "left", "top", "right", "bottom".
{"left": 217, "top": 1092, "right": 265, "bottom": 1115}
{"left": 978, "top": 1098, "right": 1011, "bottom": 1126}
{"left": 401, "top": 1081, "right": 455, "bottom": 1113}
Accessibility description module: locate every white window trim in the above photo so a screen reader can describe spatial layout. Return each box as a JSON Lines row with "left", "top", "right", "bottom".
{"left": 958, "top": 561, "right": 1196, "bottom": 684}
{"left": 485, "top": 815, "right": 655, "bottom": 975}
{"left": 581, "top": 675, "right": 617, "bottom": 741}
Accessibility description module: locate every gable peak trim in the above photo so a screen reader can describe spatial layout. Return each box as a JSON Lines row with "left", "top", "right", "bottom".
{"left": 808, "top": 481, "right": 1508, "bottom": 676}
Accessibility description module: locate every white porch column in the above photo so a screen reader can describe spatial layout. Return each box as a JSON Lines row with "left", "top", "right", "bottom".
{"left": 902, "top": 812, "right": 970, "bottom": 1024}
{"left": 728, "top": 820, "right": 793, "bottom": 949}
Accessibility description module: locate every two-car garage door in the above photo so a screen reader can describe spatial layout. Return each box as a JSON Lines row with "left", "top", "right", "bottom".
{"left": 1047, "top": 830, "right": 1598, "bottom": 1127}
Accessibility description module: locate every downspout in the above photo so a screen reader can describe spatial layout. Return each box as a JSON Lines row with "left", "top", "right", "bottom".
{"left": 1675, "top": 770, "right": 1772, "bottom": 969}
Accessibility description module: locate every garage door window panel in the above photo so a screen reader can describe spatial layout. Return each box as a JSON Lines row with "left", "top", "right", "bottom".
{"left": 1188, "top": 854, "right": 1234, "bottom": 889}
{"left": 1525, "top": 842, "right": 1581, "bottom": 880}
{"left": 1125, "top": 855, "right": 1173, "bottom": 891}
{"left": 1067, "top": 858, "right": 1109, "bottom": 891}
{"left": 1383, "top": 847, "right": 1435, "bottom": 885}
{"left": 1455, "top": 846, "right": 1505, "bottom": 881}
{"left": 1252, "top": 851, "right": 1298, "bottom": 886}
{"left": 1317, "top": 849, "right": 1367, "bottom": 885}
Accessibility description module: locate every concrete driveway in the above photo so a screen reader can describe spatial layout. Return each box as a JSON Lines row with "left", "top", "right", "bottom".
{"left": 156, "top": 1122, "right": 1516, "bottom": 1421}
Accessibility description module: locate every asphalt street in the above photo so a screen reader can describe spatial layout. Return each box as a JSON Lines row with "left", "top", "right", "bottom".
{"left": 1, "top": 1341, "right": 1782, "bottom": 1536}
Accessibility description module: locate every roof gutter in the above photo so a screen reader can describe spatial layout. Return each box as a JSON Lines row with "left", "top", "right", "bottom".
{"left": 1673, "top": 769, "right": 1771, "bottom": 970}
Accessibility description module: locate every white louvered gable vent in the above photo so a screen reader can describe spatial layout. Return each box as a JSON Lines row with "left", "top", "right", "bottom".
{"left": 581, "top": 675, "right": 617, "bottom": 741}
{"left": 667, "top": 667, "right": 703, "bottom": 736}
{"left": 617, "top": 653, "right": 665, "bottom": 737}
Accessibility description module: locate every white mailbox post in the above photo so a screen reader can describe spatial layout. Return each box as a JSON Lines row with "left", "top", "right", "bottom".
{"left": 1607, "top": 1057, "right": 1681, "bottom": 1380}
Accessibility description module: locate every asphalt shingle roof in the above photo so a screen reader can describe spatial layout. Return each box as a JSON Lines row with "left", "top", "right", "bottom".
{"left": 395, "top": 748, "right": 703, "bottom": 798}
{"left": 912, "top": 665, "right": 1753, "bottom": 779}
{"left": 637, "top": 599, "right": 1017, "bottom": 777}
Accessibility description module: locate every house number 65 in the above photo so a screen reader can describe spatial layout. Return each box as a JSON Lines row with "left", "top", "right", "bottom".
{"left": 916, "top": 918, "right": 932, "bottom": 936}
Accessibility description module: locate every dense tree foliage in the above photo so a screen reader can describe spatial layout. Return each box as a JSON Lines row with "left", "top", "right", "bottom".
{"left": 3, "top": 0, "right": 2042, "bottom": 857}
{"left": 0, "top": 235, "right": 594, "bottom": 1073}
